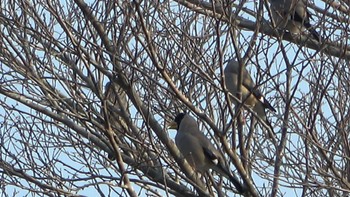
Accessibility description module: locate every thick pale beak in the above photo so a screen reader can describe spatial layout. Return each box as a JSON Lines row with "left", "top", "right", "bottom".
{"left": 168, "top": 121, "right": 178, "bottom": 129}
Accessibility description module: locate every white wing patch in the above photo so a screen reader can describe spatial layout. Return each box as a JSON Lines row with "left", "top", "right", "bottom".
{"left": 211, "top": 158, "right": 218, "bottom": 165}
{"left": 258, "top": 96, "right": 265, "bottom": 103}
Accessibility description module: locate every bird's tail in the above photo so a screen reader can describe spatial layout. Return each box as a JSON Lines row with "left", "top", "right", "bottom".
{"left": 228, "top": 173, "right": 246, "bottom": 194}
{"left": 252, "top": 89, "right": 276, "bottom": 112}
{"left": 303, "top": 22, "right": 322, "bottom": 42}
{"left": 260, "top": 96, "right": 276, "bottom": 112}
{"left": 309, "top": 27, "right": 322, "bottom": 42}
{"left": 214, "top": 163, "right": 246, "bottom": 194}
{"left": 253, "top": 103, "right": 276, "bottom": 139}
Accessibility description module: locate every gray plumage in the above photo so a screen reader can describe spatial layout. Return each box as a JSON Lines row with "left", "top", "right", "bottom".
{"left": 170, "top": 113, "right": 245, "bottom": 194}
{"left": 224, "top": 60, "right": 276, "bottom": 133}
{"left": 270, "top": 0, "right": 321, "bottom": 41}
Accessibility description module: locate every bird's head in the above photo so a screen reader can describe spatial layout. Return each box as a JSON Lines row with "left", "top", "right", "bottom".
{"left": 224, "top": 60, "right": 239, "bottom": 74}
{"left": 168, "top": 112, "right": 186, "bottom": 130}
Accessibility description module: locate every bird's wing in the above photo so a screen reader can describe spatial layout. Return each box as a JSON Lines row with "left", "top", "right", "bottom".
{"left": 241, "top": 81, "right": 276, "bottom": 112}
{"left": 227, "top": 65, "right": 276, "bottom": 112}
{"left": 292, "top": 2, "right": 321, "bottom": 41}
{"left": 196, "top": 133, "right": 229, "bottom": 172}
{"left": 194, "top": 132, "right": 220, "bottom": 163}
{"left": 292, "top": 1, "right": 311, "bottom": 25}
{"left": 202, "top": 141, "right": 246, "bottom": 194}
{"left": 253, "top": 102, "right": 276, "bottom": 136}
{"left": 202, "top": 145, "right": 220, "bottom": 166}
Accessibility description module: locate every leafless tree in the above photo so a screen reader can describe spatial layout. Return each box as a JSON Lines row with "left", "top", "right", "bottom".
{"left": 0, "top": 0, "right": 349, "bottom": 196}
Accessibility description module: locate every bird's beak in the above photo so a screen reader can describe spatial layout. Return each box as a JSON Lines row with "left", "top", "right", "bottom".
{"left": 168, "top": 121, "right": 177, "bottom": 129}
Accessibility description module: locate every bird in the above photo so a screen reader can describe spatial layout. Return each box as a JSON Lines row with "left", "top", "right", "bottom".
{"left": 269, "top": 0, "right": 321, "bottom": 42}
{"left": 103, "top": 81, "right": 128, "bottom": 160}
{"left": 104, "top": 81, "right": 128, "bottom": 123}
{"left": 103, "top": 81, "right": 128, "bottom": 132}
{"left": 224, "top": 60, "right": 276, "bottom": 134}
{"left": 168, "top": 113, "right": 246, "bottom": 194}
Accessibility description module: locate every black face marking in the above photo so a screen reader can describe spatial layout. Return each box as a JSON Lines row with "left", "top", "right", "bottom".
{"left": 174, "top": 113, "right": 186, "bottom": 129}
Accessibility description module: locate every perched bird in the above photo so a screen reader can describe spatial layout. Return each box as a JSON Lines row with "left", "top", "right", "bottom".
{"left": 224, "top": 60, "right": 276, "bottom": 133}
{"left": 103, "top": 81, "right": 128, "bottom": 159}
{"left": 168, "top": 113, "right": 246, "bottom": 194}
{"left": 104, "top": 81, "right": 128, "bottom": 123}
{"left": 269, "top": 0, "right": 321, "bottom": 41}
